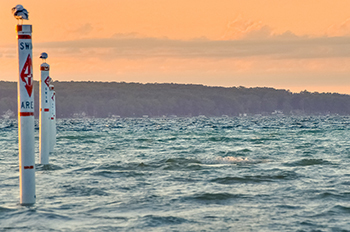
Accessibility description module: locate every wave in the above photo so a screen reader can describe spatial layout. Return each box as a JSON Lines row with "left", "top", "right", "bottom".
{"left": 284, "top": 158, "right": 334, "bottom": 167}
{"left": 188, "top": 192, "right": 245, "bottom": 202}
{"left": 140, "top": 215, "right": 188, "bottom": 227}
{"left": 309, "top": 204, "right": 350, "bottom": 218}
{"left": 315, "top": 191, "right": 350, "bottom": 200}
{"left": 0, "top": 122, "right": 16, "bottom": 130}
{"left": 0, "top": 206, "right": 16, "bottom": 213}
{"left": 59, "top": 134, "right": 104, "bottom": 140}
{"left": 62, "top": 184, "right": 109, "bottom": 197}
{"left": 215, "top": 156, "right": 250, "bottom": 164}
{"left": 91, "top": 156, "right": 256, "bottom": 173}
{"left": 201, "top": 156, "right": 268, "bottom": 165}
{"left": 207, "top": 136, "right": 243, "bottom": 142}
{"left": 211, "top": 171, "right": 299, "bottom": 184}
{"left": 36, "top": 164, "right": 63, "bottom": 171}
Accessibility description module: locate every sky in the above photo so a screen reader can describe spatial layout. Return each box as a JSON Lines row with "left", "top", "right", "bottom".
{"left": 2, "top": 0, "right": 350, "bottom": 93}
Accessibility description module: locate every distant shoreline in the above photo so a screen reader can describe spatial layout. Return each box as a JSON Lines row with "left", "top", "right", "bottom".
{"left": 1, "top": 81, "right": 350, "bottom": 118}
{"left": 1, "top": 80, "right": 348, "bottom": 95}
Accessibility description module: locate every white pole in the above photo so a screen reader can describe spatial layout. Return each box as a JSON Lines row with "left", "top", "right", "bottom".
{"left": 39, "top": 60, "right": 50, "bottom": 164}
{"left": 49, "top": 85, "right": 56, "bottom": 152}
{"left": 16, "top": 24, "right": 35, "bottom": 205}
{"left": 53, "top": 90, "right": 56, "bottom": 148}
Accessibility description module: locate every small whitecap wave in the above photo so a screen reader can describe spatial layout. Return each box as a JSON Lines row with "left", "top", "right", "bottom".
{"left": 216, "top": 156, "right": 250, "bottom": 164}
{"left": 201, "top": 156, "right": 269, "bottom": 165}
{"left": 201, "top": 156, "right": 250, "bottom": 165}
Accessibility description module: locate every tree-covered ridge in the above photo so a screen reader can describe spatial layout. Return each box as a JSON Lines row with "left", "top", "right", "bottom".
{"left": 1, "top": 81, "right": 350, "bottom": 118}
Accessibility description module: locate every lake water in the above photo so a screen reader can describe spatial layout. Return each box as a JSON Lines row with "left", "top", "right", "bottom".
{"left": 1, "top": 116, "right": 350, "bottom": 231}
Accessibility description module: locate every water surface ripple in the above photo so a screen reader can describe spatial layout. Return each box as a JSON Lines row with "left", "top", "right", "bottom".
{"left": 1, "top": 116, "right": 350, "bottom": 231}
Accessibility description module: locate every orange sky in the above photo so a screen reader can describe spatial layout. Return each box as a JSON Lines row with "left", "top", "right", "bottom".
{"left": 2, "top": 0, "right": 350, "bottom": 93}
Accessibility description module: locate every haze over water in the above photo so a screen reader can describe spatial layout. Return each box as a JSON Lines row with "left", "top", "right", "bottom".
{"left": 1, "top": 116, "right": 350, "bottom": 231}
{"left": 4, "top": 1, "right": 350, "bottom": 93}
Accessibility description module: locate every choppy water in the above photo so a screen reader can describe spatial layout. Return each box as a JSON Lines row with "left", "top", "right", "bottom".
{"left": 1, "top": 116, "right": 350, "bottom": 231}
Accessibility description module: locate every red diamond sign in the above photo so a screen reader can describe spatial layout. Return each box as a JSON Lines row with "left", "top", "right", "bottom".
{"left": 20, "top": 54, "right": 33, "bottom": 97}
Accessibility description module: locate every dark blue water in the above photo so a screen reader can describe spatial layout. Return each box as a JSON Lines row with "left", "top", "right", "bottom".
{"left": 1, "top": 116, "right": 350, "bottom": 231}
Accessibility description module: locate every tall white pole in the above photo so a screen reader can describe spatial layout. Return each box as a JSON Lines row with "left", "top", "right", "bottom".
{"left": 16, "top": 24, "right": 35, "bottom": 205}
{"left": 39, "top": 61, "right": 50, "bottom": 164}
{"left": 49, "top": 85, "right": 56, "bottom": 152}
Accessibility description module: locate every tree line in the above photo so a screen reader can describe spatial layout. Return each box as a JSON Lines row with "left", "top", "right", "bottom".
{"left": 1, "top": 81, "right": 350, "bottom": 118}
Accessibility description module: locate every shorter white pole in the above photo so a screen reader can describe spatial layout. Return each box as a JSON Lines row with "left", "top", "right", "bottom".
{"left": 39, "top": 59, "right": 50, "bottom": 164}
{"left": 49, "top": 85, "right": 56, "bottom": 152}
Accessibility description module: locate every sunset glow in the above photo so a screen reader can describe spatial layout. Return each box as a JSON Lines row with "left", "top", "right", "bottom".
{"left": 2, "top": 0, "right": 350, "bottom": 93}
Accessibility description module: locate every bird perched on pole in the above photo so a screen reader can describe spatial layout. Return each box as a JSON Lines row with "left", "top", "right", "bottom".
{"left": 40, "top": 52, "right": 48, "bottom": 62}
{"left": 12, "top": 4, "right": 29, "bottom": 23}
